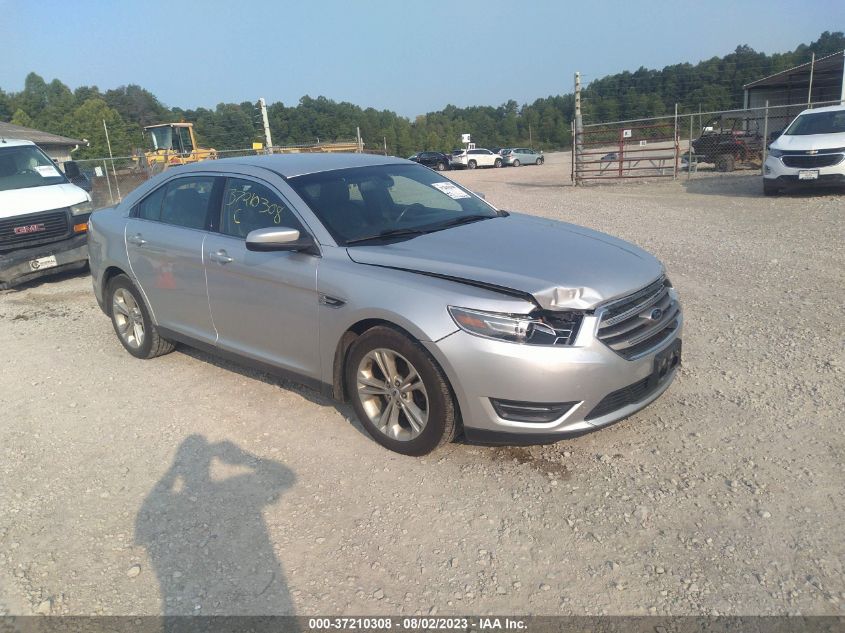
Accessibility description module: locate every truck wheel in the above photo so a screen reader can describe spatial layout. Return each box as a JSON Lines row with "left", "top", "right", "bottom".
{"left": 346, "top": 326, "right": 458, "bottom": 456}
{"left": 107, "top": 274, "right": 175, "bottom": 359}
{"left": 716, "top": 154, "right": 735, "bottom": 172}
{"left": 467, "top": 160, "right": 477, "bottom": 170}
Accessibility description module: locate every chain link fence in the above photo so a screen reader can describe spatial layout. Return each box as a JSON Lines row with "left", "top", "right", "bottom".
{"left": 573, "top": 99, "right": 843, "bottom": 184}
{"left": 74, "top": 139, "right": 376, "bottom": 208}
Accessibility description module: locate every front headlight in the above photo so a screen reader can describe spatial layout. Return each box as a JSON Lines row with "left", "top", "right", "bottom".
{"left": 70, "top": 201, "right": 93, "bottom": 216}
{"left": 448, "top": 306, "right": 580, "bottom": 346}
{"left": 767, "top": 148, "right": 784, "bottom": 158}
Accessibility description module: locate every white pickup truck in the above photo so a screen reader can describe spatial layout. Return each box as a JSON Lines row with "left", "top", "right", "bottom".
{"left": 0, "top": 139, "right": 93, "bottom": 289}
{"left": 450, "top": 148, "right": 503, "bottom": 170}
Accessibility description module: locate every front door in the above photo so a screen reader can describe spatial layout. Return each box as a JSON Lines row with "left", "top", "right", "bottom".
{"left": 125, "top": 175, "right": 221, "bottom": 344}
{"left": 204, "top": 176, "right": 320, "bottom": 379}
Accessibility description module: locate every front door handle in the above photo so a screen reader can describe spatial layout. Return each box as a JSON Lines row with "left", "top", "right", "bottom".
{"left": 127, "top": 233, "right": 146, "bottom": 246}
{"left": 208, "top": 249, "right": 233, "bottom": 265}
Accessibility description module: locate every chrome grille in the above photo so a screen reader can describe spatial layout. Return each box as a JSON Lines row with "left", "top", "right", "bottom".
{"left": 0, "top": 209, "right": 70, "bottom": 251}
{"left": 597, "top": 277, "right": 680, "bottom": 360}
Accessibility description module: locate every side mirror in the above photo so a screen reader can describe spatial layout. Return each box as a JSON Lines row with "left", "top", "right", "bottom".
{"left": 64, "top": 161, "right": 81, "bottom": 179}
{"left": 245, "top": 227, "right": 317, "bottom": 254}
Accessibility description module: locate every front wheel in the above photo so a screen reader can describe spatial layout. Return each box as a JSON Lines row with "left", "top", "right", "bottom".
{"left": 108, "top": 274, "right": 175, "bottom": 359}
{"left": 467, "top": 160, "right": 477, "bottom": 170}
{"left": 536, "top": 158, "right": 544, "bottom": 165}
{"left": 346, "top": 326, "right": 458, "bottom": 456}
{"left": 494, "top": 158, "right": 502, "bottom": 168}
{"left": 436, "top": 161, "right": 446, "bottom": 171}
{"left": 763, "top": 180, "right": 780, "bottom": 196}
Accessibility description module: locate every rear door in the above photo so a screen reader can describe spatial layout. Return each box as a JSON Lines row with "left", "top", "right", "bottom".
{"left": 203, "top": 175, "right": 321, "bottom": 379}
{"left": 125, "top": 175, "right": 221, "bottom": 343}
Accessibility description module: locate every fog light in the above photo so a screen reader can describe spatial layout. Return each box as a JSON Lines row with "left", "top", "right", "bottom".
{"left": 490, "top": 399, "right": 577, "bottom": 423}
{"left": 73, "top": 223, "right": 88, "bottom": 233}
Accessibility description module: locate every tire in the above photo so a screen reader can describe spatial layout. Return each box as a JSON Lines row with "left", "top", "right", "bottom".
{"left": 763, "top": 180, "right": 780, "bottom": 196}
{"left": 715, "top": 154, "right": 735, "bottom": 172}
{"left": 512, "top": 159, "right": 521, "bottom": 167}
{"left": 107, "top": 274, "right": 175, "bottom": 360}
{"left": 494, "top": 158, "right": 502, "bottom": 168}
{"left": 345, "top": 326, "right": 458, "bottom": 456}
{"left": 536, "top": 158, "right": 544, "bottom": 165}
{"left": 436, "top": 161, "right": 446, "bottom": 171}
{"left": 467, "top": 160, "right": 477, "bottom": 170}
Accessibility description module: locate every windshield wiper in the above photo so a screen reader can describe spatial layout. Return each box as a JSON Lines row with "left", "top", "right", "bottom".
{"left": 345, "top": 227, "right": 431, "bottom": 245}
{"left": 433, "top": 214, "right": 496, "bottom": 229}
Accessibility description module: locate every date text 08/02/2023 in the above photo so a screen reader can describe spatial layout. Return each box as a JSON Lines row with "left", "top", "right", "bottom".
{"left": 307, "top": 617, "right": 527, "bottom": 630}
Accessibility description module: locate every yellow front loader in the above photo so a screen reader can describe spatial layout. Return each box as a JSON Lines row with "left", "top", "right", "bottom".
{"left": 142, "top": 123, "right": 217, "bottom": 168}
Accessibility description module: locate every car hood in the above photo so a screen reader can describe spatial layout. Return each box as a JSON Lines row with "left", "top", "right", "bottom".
{"left": 772, "top": 132, "right": 845, "bottom": 151}
{"left": 345, "top": 213, "right": 664, "bottom": 310}
{"left": 0, "top": 182, "right": 89, "bottom": 219}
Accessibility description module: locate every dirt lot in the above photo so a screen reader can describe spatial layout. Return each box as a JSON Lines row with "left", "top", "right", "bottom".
{"left": 1, "top": 154, "right": 843, "bottom": 617}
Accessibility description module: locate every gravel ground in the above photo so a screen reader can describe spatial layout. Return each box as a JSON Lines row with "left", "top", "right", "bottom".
{"left": 0, "top": 153, "right": 843, "bottom": 617}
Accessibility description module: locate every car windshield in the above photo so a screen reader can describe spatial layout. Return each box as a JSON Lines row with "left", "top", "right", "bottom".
{"left": 451, "top": 150, "right": 464, "bottom": 156}
{"left": 783, "top": 110, "right": 845, "bottom": 136}
{"left": 288, "top": 163, "right": 500, "bottom": 245}
{"left": 0, "top": 145, "right": 67, "bottom": 192}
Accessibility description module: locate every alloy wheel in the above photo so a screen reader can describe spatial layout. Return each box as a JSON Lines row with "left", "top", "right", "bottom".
{"left": 356, "top": 348, "right": 429, "bottom": 441}
{"left": 112, "top": 288, "right": 145, "bottom": 349}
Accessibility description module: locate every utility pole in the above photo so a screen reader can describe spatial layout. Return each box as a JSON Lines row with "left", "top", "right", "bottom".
{"left": 807, "top": 53, "right": 816, "bottom": 108}
{"left": 356, "top": 127, "right": 363, "bottom": 153}
{"left": 574, "top": 72, "right": 583, "bottom": 184}
{"left": 102, "top": 119, "right": 121, "bottom": 202}
{"left": 258, "top": 97, "right": 273, "bottom": 150}
{"left": 528, "top": 122, "right": 533, "bottom": 148}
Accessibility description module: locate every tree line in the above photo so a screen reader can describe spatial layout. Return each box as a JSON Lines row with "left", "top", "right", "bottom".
{"left": 0, "top": 31, "right": 840, "bottom": 160}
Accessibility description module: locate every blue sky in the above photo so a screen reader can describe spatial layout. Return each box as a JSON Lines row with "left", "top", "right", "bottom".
{"left": 2, "top": 0, "right": 842, "bottom": 117}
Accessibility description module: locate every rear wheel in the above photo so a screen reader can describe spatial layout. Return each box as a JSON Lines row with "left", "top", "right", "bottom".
{"left": 467, "top": 160, "right": 477, "bottom": 170}
{"left": 536, "top": 158, "right": 544, "bottom": 165}
{"left": 108, "top": 274, "right": 175, "bottom": 359}
{"left": 715, "top": 154, "right": 735, "bottom": 172}
{"left": 346, "top": 326, "right": 458, "bottom": 456}
{"left": 513, "top": 159, "right": 521, "bottom": 167}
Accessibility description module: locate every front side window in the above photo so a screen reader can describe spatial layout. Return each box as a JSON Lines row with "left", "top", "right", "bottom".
{"left": 220, "top": 178, "right": 301, "bottom": 238}
{"left": 288, "top": 163, "right": 499, "bottom": 245}
{"left": 784, "top": 110, "right": 845, "bottom": 136}
{"left": 0, "top": 145, "right": 67, "bottom": 192}
{"left": 159, "top": 176, "right": 217, "bottom": 230}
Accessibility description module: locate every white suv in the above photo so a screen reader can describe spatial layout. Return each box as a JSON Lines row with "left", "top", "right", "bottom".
{"left": 763, "top": 104, "right": 845, "bottom": 196}
{"left": 450, "top": 148, "right": 503, "bottom": 170}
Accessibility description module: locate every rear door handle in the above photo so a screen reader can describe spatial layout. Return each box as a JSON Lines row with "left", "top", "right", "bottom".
{"left": 127, "top": 234, "right": 146, "bottom": 246}
{"left": 208, "top": 249, "right": 233, "bottom": 264}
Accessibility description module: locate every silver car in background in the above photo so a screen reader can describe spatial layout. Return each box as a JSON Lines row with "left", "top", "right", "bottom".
{"left": 88, "top": 154, "right": 682, "bottom": 455}
{"left": 502, "top": 148, "right": 544, "bottom": 166}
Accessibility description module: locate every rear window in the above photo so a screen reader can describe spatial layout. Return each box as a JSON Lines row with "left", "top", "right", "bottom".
{"left": 0, "top": 145, "right": 67, "bottom": 192}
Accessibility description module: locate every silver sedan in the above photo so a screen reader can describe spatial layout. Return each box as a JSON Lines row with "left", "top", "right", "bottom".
{"left": 88, "top": 154, "right": 682, "bottom": 455}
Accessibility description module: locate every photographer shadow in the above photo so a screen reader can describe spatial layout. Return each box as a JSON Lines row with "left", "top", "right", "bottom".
{"left": 136, "top": 435, "right": 298, "bottom": 629}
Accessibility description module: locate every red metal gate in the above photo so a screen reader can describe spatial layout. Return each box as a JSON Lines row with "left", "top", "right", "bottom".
{"left": 575, "top": 122, "right": 679, "bottom": 182}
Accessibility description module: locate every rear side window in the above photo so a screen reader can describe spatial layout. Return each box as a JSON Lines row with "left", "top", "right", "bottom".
{"left": 159, "top": 176, "right": 217, "bottom": 230}
{"left": 137, "top": 185, "right": 166, "bottom": 220}
{"left": 220, "top": 178, "right": 302, "bottom": 238}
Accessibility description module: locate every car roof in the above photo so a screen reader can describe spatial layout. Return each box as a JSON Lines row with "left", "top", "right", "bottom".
{"left": 797, "top": 104, "right": 845, "bottom": 116}
{"left": 0, "top": 138, "right": 37, "bottom": 148}
{"left": 201, "top": 152, "right": 408, "bottom": 178}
